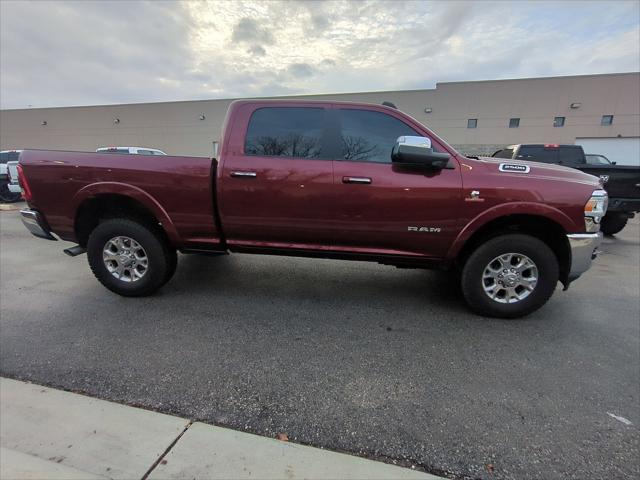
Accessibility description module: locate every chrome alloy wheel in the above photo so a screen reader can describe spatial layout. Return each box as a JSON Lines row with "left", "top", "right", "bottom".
{"left": 482, "top": 253, "right": 538, "bottom": 304}
{"left": 102, "top": 236, "right": 148, "bottom": 283}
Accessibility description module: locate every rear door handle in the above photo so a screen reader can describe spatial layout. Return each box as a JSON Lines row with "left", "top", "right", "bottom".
{"left": 231, "top": 171, "right": 257, "bottom": 178}
{"left": 342, "top": 176, "right": 372, "bottom": 184}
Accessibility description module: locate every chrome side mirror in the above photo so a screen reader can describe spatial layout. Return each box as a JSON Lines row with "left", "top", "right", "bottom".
{"left": 396, "top": 136, "right": 432, "bottom": 149}
{"left": 391, "top": 136, "right": 450, "bottom": 169}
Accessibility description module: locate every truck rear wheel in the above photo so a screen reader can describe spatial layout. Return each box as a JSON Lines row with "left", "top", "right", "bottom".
{"left": 87, "top": 218, "right": 177, "bottom": 296}
{"left": 461, "top": 234, "right": 559, "bottom": 318}
{"left": 600, "top": 213, "right": 628, "bottom": 236}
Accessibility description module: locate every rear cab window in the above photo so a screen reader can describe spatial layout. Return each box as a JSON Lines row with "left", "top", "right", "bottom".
{"left": 515, "top": 146, "right": 558, "bottom": 163}
{"left": 245, "top": 107, "right": 324, "bottom": 159}
{"left": 558, "top": 146, "right": 585, "bottom": 166}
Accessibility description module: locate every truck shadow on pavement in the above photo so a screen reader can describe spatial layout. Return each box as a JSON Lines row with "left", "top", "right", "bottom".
{"left": 169, "top": 253, "right": 470, "bottom": 316}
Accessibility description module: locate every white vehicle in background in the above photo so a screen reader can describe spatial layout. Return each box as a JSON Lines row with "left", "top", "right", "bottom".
{"left": 96, "top": 147, "right": 167, "bottom": 155}
{"left": 0, "top": 150, "right": 23, "bottom": 203}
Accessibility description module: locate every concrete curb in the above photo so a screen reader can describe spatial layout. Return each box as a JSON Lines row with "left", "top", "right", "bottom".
{"left": 1, "top": 378, "right": 441, "bottom": 479}
{"left": 0, "top": 204, "right": 22, "bottom": 211}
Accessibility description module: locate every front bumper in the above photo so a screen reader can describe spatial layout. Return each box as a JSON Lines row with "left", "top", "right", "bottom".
{"left": 567, "top": 232, "right": 602, "bottom": 282}
{"left": 20, "top": 209, "right": 57, "bottom": 241}
{"left": 8, "top": 182, "right": 21, "bottom": 193}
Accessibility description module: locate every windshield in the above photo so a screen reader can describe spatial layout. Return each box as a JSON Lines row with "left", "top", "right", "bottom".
{"left": 492, "top": 148, "right": 514, "bottom": 158}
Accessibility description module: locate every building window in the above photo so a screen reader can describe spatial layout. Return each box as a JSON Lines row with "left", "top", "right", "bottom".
{"left": 601, "top": 115, "right": 614, "bottom": 126}
{"left": 553, "top": 116, "right": 565, "bottom": 127}
{"left": 509, "top": 118, "right": 520, "bottom": 128}
{"left": 467, "top": 118, "right": 478, "bottom": 129}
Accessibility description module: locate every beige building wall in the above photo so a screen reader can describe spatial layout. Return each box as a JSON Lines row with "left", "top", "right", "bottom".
{"left": 1, "top": 72, "right": 638, "bottom": 158}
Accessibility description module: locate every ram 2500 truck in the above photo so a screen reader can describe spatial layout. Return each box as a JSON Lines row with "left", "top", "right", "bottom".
{"left": 17, "top": 100, "right": 607, "bottom": 318}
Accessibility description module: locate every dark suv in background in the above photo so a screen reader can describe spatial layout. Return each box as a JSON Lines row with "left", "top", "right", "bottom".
{"left": 493, "top": 144, "right": 640, "bottom": 235}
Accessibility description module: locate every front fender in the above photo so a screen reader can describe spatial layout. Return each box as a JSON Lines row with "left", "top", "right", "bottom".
{"left": 446, "top": 202, "right": 578, "bottom": 259}
{"left": 72, "top": 182, "right": 181, "bottom": 244}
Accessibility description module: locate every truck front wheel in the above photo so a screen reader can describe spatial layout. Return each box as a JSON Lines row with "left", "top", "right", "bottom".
{"left": 461, "top": 234, "right": 559, "bottom": 318}
{"left": 600, "top": 213, "right": 628, "bottom": 236}
{"left": 87, "top": 218, "right": 177, "bottom": 297}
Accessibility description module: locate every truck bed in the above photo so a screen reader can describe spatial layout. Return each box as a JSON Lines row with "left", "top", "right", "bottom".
{"left": 19, "top": 149, "right": 221, "bottom": 247}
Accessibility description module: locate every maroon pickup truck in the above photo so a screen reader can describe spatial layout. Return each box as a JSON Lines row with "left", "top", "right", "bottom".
{"left": 17, "top": 100, "right": 607, "bottom": 318}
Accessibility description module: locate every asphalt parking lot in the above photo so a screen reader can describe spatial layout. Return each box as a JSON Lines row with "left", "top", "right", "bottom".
{"left": 1, "top": 205, "right": 638, "bottom": 480}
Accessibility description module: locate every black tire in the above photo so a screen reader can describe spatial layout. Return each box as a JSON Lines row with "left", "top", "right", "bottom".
{"left": 0, "top": 182, "right": 21, "bottom": 203}
{"left": 600, "top": 213, "right": 628, "bottom": 236}
{"left": 87, "top": 218, "right": 176, "bottom": 296}
{"left": 461, "top": 234, "right": 559, "bottom": 318}
{"left": 162, "top": 249, "right": 178, "bottom": 286}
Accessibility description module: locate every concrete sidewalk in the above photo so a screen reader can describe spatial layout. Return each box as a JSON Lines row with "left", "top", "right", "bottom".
{"left": 0, "top": 378, "right": 440, "bottom": 479}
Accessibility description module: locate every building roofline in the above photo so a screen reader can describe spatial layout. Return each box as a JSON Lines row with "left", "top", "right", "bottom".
{"left": 2, "top": 72, "right": 638, "bottom": 113}
{"left": 438, "top": 71, "right": 639, "bottom": 86}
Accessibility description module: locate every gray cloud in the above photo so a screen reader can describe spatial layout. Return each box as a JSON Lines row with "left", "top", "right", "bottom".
{"left": 231, "top": 17, "right": 274, "bottom": 45}
{"left": 288, "top": 63, "right": 315, "bottom": 78}
{"left": 1, "top": 0, "right": 638, "bottom": 109}
{"left": 248, "top": 45, "right": 267, "bottom": 56}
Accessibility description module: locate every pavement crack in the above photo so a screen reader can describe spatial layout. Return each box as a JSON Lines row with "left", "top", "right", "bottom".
{"left": 141, "top": 420, "right": 193, "bottom": 480}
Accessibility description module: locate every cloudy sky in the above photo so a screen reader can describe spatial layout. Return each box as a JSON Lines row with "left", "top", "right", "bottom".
{"left": 1, "top": 0, "right": 638, "bottom": 109}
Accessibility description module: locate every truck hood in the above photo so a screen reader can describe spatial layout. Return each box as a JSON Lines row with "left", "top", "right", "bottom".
{"left": 474, "top": 156, "right": 601, "bottom": 187}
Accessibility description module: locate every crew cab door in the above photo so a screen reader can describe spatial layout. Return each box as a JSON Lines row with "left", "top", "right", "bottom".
{"left": 219, "top": 104, "right": 335, "bottom": 248}
{"left": 329, "top": 106, "right": 462, "bottom": 258}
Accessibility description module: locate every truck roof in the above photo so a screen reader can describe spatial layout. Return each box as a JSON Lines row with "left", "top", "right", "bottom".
{"left": 229, "top": 98, "right": 400, "bottom": 110}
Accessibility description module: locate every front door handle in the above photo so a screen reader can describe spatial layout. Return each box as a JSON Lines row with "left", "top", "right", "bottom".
{"left": 231, "top": 171, "right": 257, "bottom": 178}
{"left": 342, "top": 176, "right": 372, "bottom": 184}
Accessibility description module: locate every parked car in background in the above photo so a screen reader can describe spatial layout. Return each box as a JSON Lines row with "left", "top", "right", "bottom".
{"left": 492, "top": 144, "right": 640, "bottom": 235}
{"left": 96, "top": 147, "right": 167, "bottom": 155}
{"left": 0, "top": 150, "right": 23, "bottom": 203}
{"left": 585, "top": 153, "right": 614, "bottom": 165}
{"left": 16, "top": 100, "right": 607, "bottom": 318}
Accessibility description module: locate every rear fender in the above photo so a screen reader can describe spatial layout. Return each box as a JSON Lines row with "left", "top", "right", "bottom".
{"left": 72, "top": 182, "right": 181, "bottom": 244}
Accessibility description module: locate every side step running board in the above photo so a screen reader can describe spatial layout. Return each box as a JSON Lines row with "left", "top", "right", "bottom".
{"left": 63, "top": 245, "right": 86, "bottom": 257}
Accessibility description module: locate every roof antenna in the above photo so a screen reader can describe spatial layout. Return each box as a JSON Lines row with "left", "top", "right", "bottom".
{"left": 382, "top": 101, "right": 397, "bottom": 109}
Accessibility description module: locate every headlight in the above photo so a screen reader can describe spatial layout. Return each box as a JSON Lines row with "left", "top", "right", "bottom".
{"left": 584, "top": 189, "right": 608, "bottom": 232}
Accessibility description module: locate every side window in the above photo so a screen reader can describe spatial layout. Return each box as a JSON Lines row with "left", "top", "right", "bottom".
{"left": 137, "top": 150, "right": 155, "bottom": 155}
{"left": 339, "top": 109, "right": 421, "bottom": 163}
{"left": 245, "top": 107, "right": 324, "bottom": 159}
{"left": 516, "top": 146, "right": 558, "bottom": 163}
